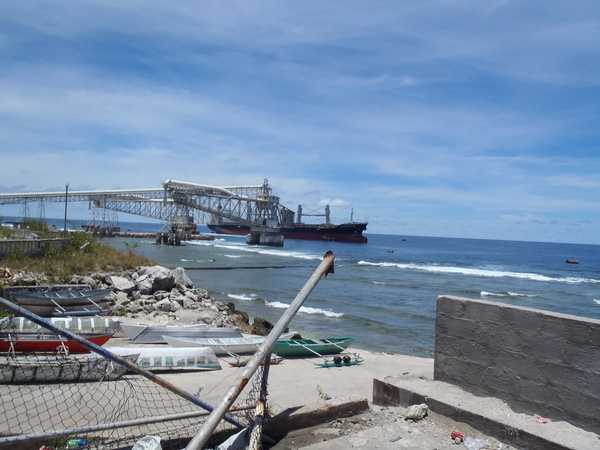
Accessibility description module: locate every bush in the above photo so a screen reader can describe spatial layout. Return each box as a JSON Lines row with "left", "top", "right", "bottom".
{"left": 0, "top": 233, "right": 153, "bottom": 282}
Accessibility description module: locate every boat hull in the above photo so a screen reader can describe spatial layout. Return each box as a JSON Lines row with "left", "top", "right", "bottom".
{"left": 273, "top": 337, "right": 352, "bottom": 357}
{"left": 107, "top": 346, "right": 221, "bottom": 371}
{"left": 163, "top": 335, "right": 264, "bottom": 355}
{"left": 13, "top": 288, "right": 112, "bottom": 307}
{"left": 0, "top": 334, "right": 112, "bottom": 353}
{"left": 0, "top": 353, "right": 138, "bottom": 383}
{"left": 207, "top": 222, "right": 368, "bottom": 243}
{"left": 1, "top": 316, "right": 120, "bottom": 335}
{"left": 14, "top": 301, "right": 111, "bottom": 317}
{"left": 121, "top": 324, "right": 242, "bottom": 344}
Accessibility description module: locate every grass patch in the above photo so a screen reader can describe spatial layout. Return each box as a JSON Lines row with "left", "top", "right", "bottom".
{"left": 0, "top": 232, "right": 153, "bottom": 283}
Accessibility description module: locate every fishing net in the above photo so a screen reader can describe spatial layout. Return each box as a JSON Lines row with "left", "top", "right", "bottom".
{"left": 0, "top": 341, "right": 268, "bottom": 450}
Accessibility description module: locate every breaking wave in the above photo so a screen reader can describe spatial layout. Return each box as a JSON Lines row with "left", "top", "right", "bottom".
{"left": 224, "top": 254, "right": 243, "bottom": 258}
{"left": 265, "top": 301, "right": 344, "bottom": 318}
{"left": 372, "top": 281, "right": 387, "bottom": 285}
{"left": 594, "top": 299, "right": 600, "bottom": 305}
{"left": 358, "top": 260, "right": 600, "bottom": 284}
{"left": 227, "top": 293, "right": 258, "bottom": 301}
{"left": 186, "top": 240, "right": 321, "bottom": 260}
{"left": 480, "top": 291, "right": 538, "bottom": 298}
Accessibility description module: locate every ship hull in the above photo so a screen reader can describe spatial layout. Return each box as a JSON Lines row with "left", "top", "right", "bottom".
{"left": 208, "top": 223, "right": 368, "bottom": 243}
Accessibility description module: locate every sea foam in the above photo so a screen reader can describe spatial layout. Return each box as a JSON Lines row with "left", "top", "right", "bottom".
{"left": 594, "top": 299, "right": 600, "bottom": 305}
{"left": 265, "top": 301, "right": 344, "bottom": 318}
{"left": 358, "top": 260, "right": 600, "bottom": 284}
{"left": 186, "top": 240, "right": 321, "bottom": 260}
{"left": 480, "top": 291, "right": 538, "bottom": 298}
{"left": 227, "top": 293, "right": 258, "bottom": 301}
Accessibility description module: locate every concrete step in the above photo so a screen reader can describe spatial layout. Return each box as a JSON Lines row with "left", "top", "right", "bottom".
{"left": 373, "top": 376, "right": 600, "bottom": 450}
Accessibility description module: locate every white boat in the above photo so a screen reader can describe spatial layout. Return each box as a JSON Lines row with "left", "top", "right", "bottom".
{"left": 106, "top": 346, "right": 221, "bottom": 372}
{"left": 0, "top": 316, "right": 120, "bottom": 335}
{"left": 121, "top": 323, "right": 242, "bottom": 344}
{"left": 163, "top": 335, "right": 265, "bottom": 355}
{"left": 0, "top": 353, "right": 138, "bottom": 383}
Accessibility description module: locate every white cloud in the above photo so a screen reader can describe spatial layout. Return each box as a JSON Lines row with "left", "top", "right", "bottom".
{"left": 0, "top": 1, "right": 599, "bottom": 243}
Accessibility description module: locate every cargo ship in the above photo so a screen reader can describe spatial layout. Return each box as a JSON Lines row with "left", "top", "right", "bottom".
{"left": 207, "top": 221, "right": 368, "bottom": 243}
{"left": 208, "top": 205, "right": 368, "bottom": 243}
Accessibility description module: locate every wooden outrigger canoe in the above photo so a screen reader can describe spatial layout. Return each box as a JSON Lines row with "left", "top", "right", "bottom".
{"left": 12, "top": 288, "right": 112, "bottom": 307}
{"left": 121, "top": 323, "right": 242, "bottom": 344}
{"left": 106, "top": 346, "right": 222, "bottom": 372}
{"left": 163, "top": 335, "right": 264, "bottom": 355}
{"left": 0, "top": 353, "right": 138, "bottom": 383}
{"left": 272, "top": 337, "right": 352, "bottom": 358}
{"left": 0, "top": 333, "right": 113, "bottom": 353}
{"left": 6, "top": 287, "right": 113, "bottom": 317}
{"left": 0, "top": 316, "right": 120, "bottom": 335}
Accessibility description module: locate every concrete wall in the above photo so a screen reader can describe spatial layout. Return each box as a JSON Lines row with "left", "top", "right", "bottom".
{"left": 0, "top": 238, "right": 69, "bottom": 257}
{"left": 434, "top": 295, "right": 600, "bottom": 433}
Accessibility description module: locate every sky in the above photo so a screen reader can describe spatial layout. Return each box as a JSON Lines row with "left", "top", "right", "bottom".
{"left": 0, "top": 1, "right": 599, "bottom": 244}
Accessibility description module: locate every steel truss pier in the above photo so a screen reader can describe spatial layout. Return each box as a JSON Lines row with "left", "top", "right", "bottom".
{"left": 0, "top": 179, "right": 295, "bottom": 231}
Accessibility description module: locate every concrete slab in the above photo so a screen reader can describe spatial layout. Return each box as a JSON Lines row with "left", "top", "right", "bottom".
{"left": 373, "top": 375, "right": 600, "bottom": 450}
{"left": 275, "top": 406, "right": 516, "bottom": 450}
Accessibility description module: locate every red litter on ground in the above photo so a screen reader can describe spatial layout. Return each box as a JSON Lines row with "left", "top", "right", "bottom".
{"left": 535, "top": 415, "right": 550, "bottom": 424}
{"left": 451, "top": 431, "right": 465, "bottom": 442}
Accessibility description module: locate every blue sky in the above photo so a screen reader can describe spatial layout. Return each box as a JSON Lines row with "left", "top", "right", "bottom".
{"left": 0, "top": 1, "right": 599, "bottom": 244}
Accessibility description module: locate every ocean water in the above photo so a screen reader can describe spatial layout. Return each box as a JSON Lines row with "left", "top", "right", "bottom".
{"left": 102, "top": 223, "right": 600, "bottom": 357}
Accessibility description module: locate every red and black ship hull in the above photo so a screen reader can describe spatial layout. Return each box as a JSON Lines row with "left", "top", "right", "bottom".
{"left": 207, "top": 223, "right": 368, "bottom": 243}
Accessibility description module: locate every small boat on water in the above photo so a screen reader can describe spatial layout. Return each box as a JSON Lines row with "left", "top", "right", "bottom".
{"left": 0, "top": 353, "right": 138, "bottom": 383}
{"left": 273, "top": 337, "right": 352, "bottom": 357}
{"left": 0, "top": 333, "right": 113, "bottom": 353}
{"left": 163, "top": 335, "right": 265, "bottom": 355}
{"left": 121, "top": 323, "right": 242, "bottom": 344}
{"left": 106, "top": 346, "right": 221, "bottom": 372}
{"left": 0, "top": 316, "right": 120, "bottom": 335}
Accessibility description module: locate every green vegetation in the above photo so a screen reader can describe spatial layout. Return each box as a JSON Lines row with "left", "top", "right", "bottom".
{"left": 0, "top": 232, "right": 153, "bottom": 283}
{"left": 0, "top": 218, "right": 53, "bottom": 239}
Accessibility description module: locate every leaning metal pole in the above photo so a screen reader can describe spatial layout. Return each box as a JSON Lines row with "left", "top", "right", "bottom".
{"left": 185, "top": 251, "right": 335, "bottom": 450}
{"left": 0, "top": 296, "right": 244, "bottom": 430}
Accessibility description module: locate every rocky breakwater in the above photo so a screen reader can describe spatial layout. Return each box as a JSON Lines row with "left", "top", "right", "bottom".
{"left": 3, "top": 265, "right": 273, "bottom": 336}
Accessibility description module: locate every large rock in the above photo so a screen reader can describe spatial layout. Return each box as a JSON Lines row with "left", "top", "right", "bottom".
{"left": 138, "top": 266, "right": 175, "bottom": 293}
{"left": 182, "top": 298, "right": 197, "bottom": 309}
{"left": 153, "top": 290, "right": 170, "bottom": 300}
{"left": 108, "top": 276, "right": 135, "bottom": 293}
{"left": 172, "top": 267, "right": 193, "bottom": 289}
{"left": 10, "top": 272, "right": 47, "bottom": 286}
{"left": 114, "top": 291, "right": 130, "bottom": 305}
{"left": 183, "top": 290, "right": 199, "bottom": 302}
{"left": 194, "top": 309, "right": 220, "bottom": 324}
{"left": 154, "top": 298, "right": 180, "bottom": 313}
{"left": 69, "top": 275, "right": 96, "bottom": 287}
{"left": 135, "top": 275, "right": 154, "bottom": 295}
{"left": 250, "top": 318, "right": 273, "bottom": 336}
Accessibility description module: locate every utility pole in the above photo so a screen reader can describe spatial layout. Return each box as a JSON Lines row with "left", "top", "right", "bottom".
{"left": 63, "top": 183, "right": 69, "bottom": 235}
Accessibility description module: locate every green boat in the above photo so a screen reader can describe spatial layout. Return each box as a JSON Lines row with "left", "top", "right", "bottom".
{"left": 273, "top": 337, "right": 352, "bottom": 358}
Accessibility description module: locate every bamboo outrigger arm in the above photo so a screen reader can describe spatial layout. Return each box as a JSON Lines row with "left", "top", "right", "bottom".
{"left": 185, "top": 250, "right": 335, "bottom": 450}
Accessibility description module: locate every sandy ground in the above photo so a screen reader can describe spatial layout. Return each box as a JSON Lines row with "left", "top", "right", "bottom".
{"left": 109, "top": 341, "right": 434, "bottom": 412}
{"left": 275, "top": 406, "right": 517, "bottom": 450}
{"left": 4, "top": 339, "right": 583, "bottom": 449}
